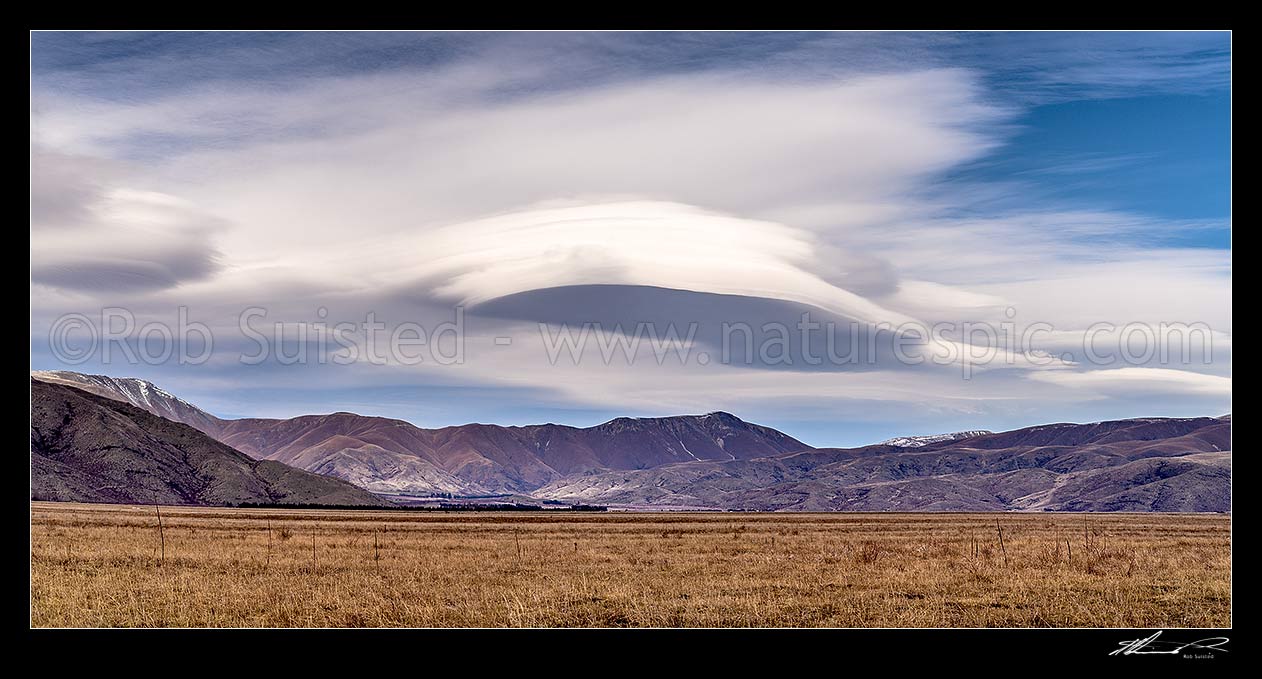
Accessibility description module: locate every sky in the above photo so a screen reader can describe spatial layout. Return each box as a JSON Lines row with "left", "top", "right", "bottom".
{"left": 29, "top": 31, "right": 1232, "bottom": 447}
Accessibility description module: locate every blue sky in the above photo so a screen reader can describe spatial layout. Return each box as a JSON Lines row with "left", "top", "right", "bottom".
{"left": 30, "top": 32, "right": 1231, "bottom": 446}
{"left": 952, "top": 94, "right": 1230, "bottom": 240}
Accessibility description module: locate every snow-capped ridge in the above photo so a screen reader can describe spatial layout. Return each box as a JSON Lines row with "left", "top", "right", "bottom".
{"left": 878, "top": 430, "right": 993, "bottom": 448}
{"left": 32, "top": 370, "right": 212, "bottom": 427}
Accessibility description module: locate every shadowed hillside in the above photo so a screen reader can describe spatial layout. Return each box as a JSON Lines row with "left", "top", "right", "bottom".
{"left": 30, "top": 379, "right": 387, "bottom": 507}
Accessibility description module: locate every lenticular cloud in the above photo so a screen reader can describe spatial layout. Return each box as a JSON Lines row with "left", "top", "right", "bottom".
{"left": 401, "top": 200, "right": 917, "bottom": 327}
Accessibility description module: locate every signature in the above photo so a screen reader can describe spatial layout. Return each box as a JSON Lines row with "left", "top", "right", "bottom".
{"left": 1111, "top": 631, "right": 1230, "bottom": 657}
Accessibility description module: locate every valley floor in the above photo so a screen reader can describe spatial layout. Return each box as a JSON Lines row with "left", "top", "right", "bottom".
{"left": 30, "top": 502, "right": 1230, "bottom": 628}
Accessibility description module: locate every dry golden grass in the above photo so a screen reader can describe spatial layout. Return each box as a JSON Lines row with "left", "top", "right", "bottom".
{"left": 30, "top": 502, "right": 1230, "bottom": 628}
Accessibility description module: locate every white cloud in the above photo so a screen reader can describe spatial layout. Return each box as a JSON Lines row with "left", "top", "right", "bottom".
{"left": 393, "top": 200, "right": 918, "bottom": 326}
{"left": 28, "top": 42, "right": 1231, "bottom": 426}
{"left": 1027, "top": 367, "right": 1232, "bottom": 397}
{"left": 30, "top": 149, "right": 225, "bottom": 292}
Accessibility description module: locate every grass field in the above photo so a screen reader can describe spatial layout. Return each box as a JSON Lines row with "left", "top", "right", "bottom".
{"left": 30, "top": 502, "right": 1230, "bottom": 628}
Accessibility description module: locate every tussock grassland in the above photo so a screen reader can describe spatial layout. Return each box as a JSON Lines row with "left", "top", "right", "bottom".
{"left": 30, "top": 502, "right": 1229, "bottom": 628}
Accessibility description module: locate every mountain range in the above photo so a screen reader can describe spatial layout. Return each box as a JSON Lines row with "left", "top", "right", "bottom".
{"left": 30, "top": 370, "right": 1231, "bottom": 511}
{"left": 534, "top": 416, "right": 1230, "bottom": 511}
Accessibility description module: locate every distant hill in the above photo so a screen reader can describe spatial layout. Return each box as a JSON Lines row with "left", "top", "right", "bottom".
{"left": 534, "top": 416, "right": 1230, "bottom": 511}
{"left": 30, "top": 379, "right": 387, "bottom": 507}
{"left": 211, "top": 410, "right": 807, "bottom": 496}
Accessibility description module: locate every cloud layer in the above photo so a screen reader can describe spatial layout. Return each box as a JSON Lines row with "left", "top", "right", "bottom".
{"left": 29, "top": 33, "right": 1231, "bottom": 444}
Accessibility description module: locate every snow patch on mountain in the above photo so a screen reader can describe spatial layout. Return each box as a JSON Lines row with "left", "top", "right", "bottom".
{"left": 34, "top": 371, "right": 198, "bottom": 412}
{"left": 877, "top": 430, "right": 993, "bottom": 448}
